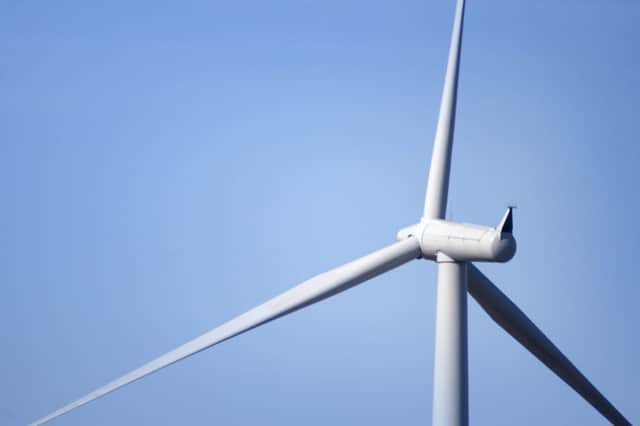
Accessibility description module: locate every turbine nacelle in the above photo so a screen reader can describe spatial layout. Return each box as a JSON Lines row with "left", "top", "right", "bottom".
{"left": 397, "top": 207, "right": 516, "bottom": 263}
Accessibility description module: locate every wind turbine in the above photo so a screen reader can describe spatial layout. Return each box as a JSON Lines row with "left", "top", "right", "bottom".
{"left": 31, "top": 1, "right": 631, "bottom": 425}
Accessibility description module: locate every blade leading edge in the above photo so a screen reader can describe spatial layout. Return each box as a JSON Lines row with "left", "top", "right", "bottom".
{"left": 467, "top": 264, "right": 630, "bottom": 426}
{"left": 422, "top": 0, "right": 465, "bottom": 220}
{"left": 31, "top": 238, "right": 422, "bottom": 426}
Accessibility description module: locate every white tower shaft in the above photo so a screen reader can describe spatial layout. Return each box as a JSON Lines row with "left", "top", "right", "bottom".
{"left": 432, "top": 259, "right": 468, "bottom": 426}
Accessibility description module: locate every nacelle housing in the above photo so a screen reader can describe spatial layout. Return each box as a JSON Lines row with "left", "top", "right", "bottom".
{"left": 397, "top": 208, "right": 516, "bottom": 263}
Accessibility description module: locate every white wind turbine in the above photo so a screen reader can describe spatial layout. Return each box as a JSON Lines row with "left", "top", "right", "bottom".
{"left": 31, "top": 1, "right": 631, "bottom": 425}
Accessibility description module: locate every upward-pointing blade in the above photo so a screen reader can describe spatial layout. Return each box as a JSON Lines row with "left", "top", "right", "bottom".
{"left": 467, "top": 264, "right": 630, "bottom": 426}
{"left": 31, "top": 238, "right": 422, "bottom": 426}
{"left": 423, "top": 0, "right": 465, "bottom": 220}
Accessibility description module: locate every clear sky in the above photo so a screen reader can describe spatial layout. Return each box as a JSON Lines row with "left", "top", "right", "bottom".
{"left": 2, "top": 0, "right": 638, "bottom": 425}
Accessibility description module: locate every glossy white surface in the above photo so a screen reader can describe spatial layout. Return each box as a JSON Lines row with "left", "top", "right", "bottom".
{"left": 397, "top": 212, "right": 516, "bottom": 262}
{"left": 30, "top": 239, "right": 421, "bottom": 426}
{"left": 433, "top": 260, "right": 468, "bottom": 426}
{"left": 420, "top": 219, "right": 515, "bottom": 262}
{"left": 422, "top": 0, "right": 465, "bottom": 221}
{"left": 468, "top": 264, "right": 630, "bottom": 426}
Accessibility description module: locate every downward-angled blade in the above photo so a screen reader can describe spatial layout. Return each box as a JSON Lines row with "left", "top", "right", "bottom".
{"left": 467, "top": 264, "right": 630, "bottom": 426}
{"left": 32, "top": 238, "right": 422, "bottom": 426}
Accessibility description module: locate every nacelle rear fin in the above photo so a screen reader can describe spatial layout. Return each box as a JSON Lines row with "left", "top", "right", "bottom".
{"left": 497, "top": 206, "right": 514, "bottom": 236}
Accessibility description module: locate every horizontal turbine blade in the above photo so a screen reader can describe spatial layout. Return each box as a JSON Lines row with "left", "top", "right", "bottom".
{"left": 32, "top": 238, "right": 422, "bottom": 426}
{"left": 467, "top": 264, "right": 630, "bottom": 426}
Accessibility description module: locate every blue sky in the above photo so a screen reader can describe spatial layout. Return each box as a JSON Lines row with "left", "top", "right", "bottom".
{"left": 2, "top": 0, "right": 638, "bottom": 424}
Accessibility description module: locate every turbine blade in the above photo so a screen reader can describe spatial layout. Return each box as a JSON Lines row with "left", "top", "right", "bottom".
{"left": 423, "top": 0, "right": 465, "bottom": 220}
{"left": 31, "top": 238, "right": 422, "bottom": 426}
{"left": 467, "top": 264, "right": 630, "bottom": 426}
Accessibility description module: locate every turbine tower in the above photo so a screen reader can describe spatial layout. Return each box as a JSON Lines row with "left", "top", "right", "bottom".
{"left": 31, "top": 1, "right": 630, "bottom": 425}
